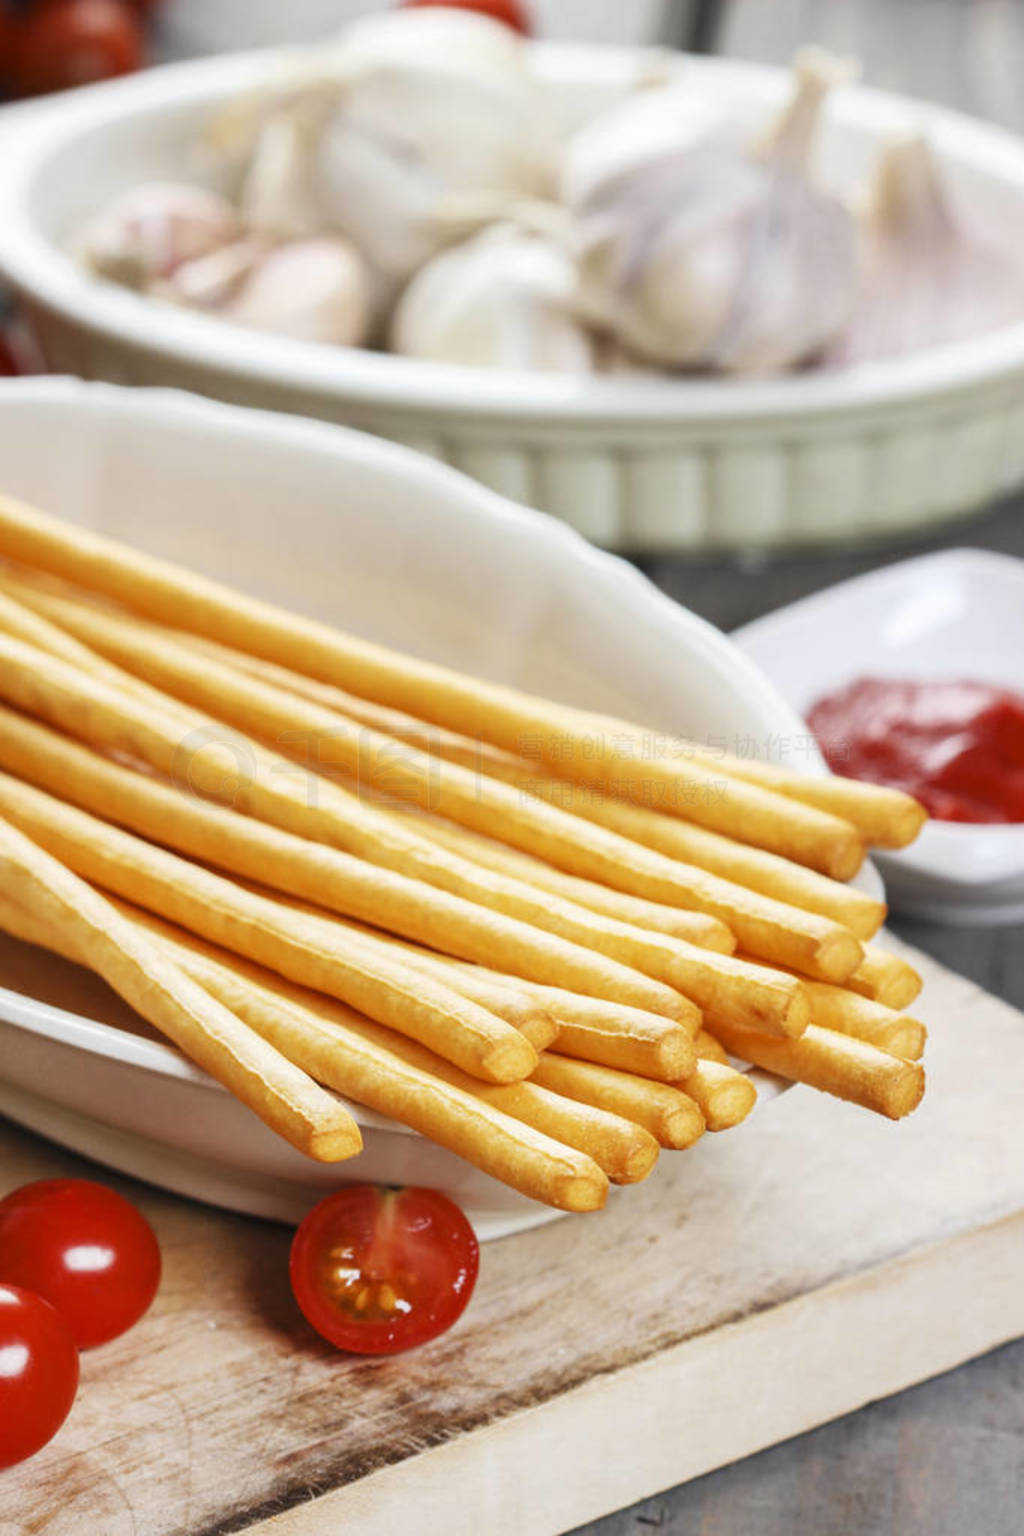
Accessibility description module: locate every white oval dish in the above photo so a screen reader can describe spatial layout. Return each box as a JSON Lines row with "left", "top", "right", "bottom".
{"left": 734, "top": 548, "right": 1024, "bottom": 925}
{"left": 0, "top": 376, "right": 833, "bottom": 1236}
{"left": 2, "top": 47, "right": 1024, "bottom": 551}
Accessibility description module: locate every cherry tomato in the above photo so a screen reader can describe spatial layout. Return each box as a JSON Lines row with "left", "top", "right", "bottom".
{"left": 290, "top": 1186, "right": 479, "bottom": 1355}
{"left": 0, "top": 1285, "right": 79, "bottom": 1469}
{"left": 0, "top": 1179, "right": 161, "bottom": 1349}
{"left": 400, "top": 0, "right": 532, "bottom": 35}
{"left": 9, "top": 0, "right": 144, "bottom": 98}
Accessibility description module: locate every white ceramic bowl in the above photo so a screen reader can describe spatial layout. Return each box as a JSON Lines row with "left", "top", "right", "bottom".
{"left": 2, "top": 49, "right": 1024, "bottom": 552}
{"left": 0, "top": 376, "right": 814, "bottom": 1236}
{"left": 735, "top": 548, "right": 1024, "bottom": 925}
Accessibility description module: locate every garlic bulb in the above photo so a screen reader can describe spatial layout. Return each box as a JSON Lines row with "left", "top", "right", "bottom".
{"left": 826, "top": 134, "right": 1024, "bottom": 365}
{"left": 564, "top": 77, "right": 723, "bottom": 210}
{"left": 73, "top": 182, "right": 237, "bottom": 289}
{"left": 391, "top": 222, "right": 597, "bottom": 372}
{"left": 570, "top": 49, "right": 860, "bottom": 374}
{"left": 226, "top": 9, "right": 557, "bottom": 294}
{"left": 220, "top": 237, "right": 372, "bottom": 347}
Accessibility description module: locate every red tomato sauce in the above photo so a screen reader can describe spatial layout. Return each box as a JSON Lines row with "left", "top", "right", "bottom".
{"left": 807, "top": 677, "right": 1024, "bottom": 824}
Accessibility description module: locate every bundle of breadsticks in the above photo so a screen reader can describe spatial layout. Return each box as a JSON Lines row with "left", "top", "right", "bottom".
{"left": 0, "top": 493, "right": 929, "bottom": 1214}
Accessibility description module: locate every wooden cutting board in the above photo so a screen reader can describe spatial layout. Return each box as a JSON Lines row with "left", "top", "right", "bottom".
{"left": 5, "top": 941, "right": 1024, "bottom": 1536}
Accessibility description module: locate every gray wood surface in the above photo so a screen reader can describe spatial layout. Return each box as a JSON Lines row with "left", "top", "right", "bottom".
{"left": 572, "top": 1335, "right": 1024, "bottom": 1536}
{"left": 574, "top": 4, "right": 1024, "bottom": 1532}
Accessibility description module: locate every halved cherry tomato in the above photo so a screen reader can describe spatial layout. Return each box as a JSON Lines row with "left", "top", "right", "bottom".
{"left": 0, "top": 1179, "right": 161, "bottom": 1349}
{"left": 400, "top": 0, "right": 532, "bottom": 35}
{"left": 0, "top": 1284, "right": 79, "bottom": 1469}
{"left": 290, "top": 1186, "right": 479, "bottom": 1355}
{"left": 9, "top": 0, "right": 144, "bottom": 98}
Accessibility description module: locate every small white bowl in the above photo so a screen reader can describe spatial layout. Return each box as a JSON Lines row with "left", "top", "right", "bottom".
{"left": 0, "top": 377, "right": 808, "bottom": 1234}
{"left": 734, "top": 549, "right": 1024, "bottom": 924}
{"left": 3, "top": 47, "right": 1024, "bottom": 551}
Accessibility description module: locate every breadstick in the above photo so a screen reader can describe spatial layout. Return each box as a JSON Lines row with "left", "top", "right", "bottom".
{"left": 182, "top": 628, "right": 530, "bottom": 775}
{"left": 0, "top": 710, "right": 688, "bottom": 1029}
{"left": 350, "top": 858, "right": 808, "bottom": 1041}
{"left": 0, "top": 498, "right": 864, "bottom": 876}
{"left": 386, "top": 808, "right": 735, "bottom": 953}
{"left": 0, "top": 695, "right": 815, "bottom": 1045}
{"left": 220, "top": 652, "right": 904, "bottom": 869}
{"left": 0, "top": 621, "right": 862, "bottom": 988}
{"left": 529, "top": 1055, "right": 706, "bottom": 1149}
{"left": 694, "top": 1029, "right": 730, "bottom": 1066}
{"left": 178, "top": 635, "right": 890, "bottom": 938}
{"left": 0, "top": 894, "right": 609, "bottom": 1210}
{"left": 1, "top": 593, "right": 862, "bottom": 982}
{"left": 121, "top": 904, "right": 630, "bottom": 1195}
{"left": 0, "top": 819, "right": 360, "bottom": 1161}
{"left": 415, "top": 764, "right": 887, "bottom": 941}
{"left": 796, "top": 978, "right": 926, "bottom": 1061}
{"left": 676, "top": 746, "right": 926, "bottom": 849}
{"left": 381, "top": 967, "right": 558, "bottom": 1052}
{"left": 441, "top": 1079, "right": 657, "bottom": 1184}
{"left": 0, "top": 769, "right": 539, "bottom": 1084}
{"left": 135, "top": 918, "right": 642, "bottom": 1189}
{"left": 0, "top": 584, "right": 132, "bottom": 684}
{"left": 0, "top": 654, "right": 694, "bottom": 1022}
{"left": 677, "top": 1060, "right": 757, "bottom": 1131}
{"left": 503, "top": 991, "right": 694, "bottom": 1079}
{"left": 440, "top": 962, "right": 697, "bottom": 1079}
{"left": 350, "top": 799, "right": 811, "bottom": 1035}
{"left": 708, "top": 1019, "right": 925, "bottom": 1120}
{"left": 339, "top": 929, "right": 701, "bottom": 1079}
{"left": 306, "top": 921, "right": 562, "bottom": 1052}
{"left": 0, "top": 578, "right": 202, "bottom": 731}
{"left": 737, "top": 953, "right": 926, "bottom": 1059}
{"left": 328, "top": 925, "right": 699, "bottom": 1070}
{"left": 845, "top": 946, "right": 923, "bottom": 1010}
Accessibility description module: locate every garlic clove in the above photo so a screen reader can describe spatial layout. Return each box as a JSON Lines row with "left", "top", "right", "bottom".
{"left": 72, "top": 182, "right": 238, "bottom": 289}
{"left": 391, "top": 222, "right": 596, "bottom": 373}
{"left": 153, "top": 236, "right": 270, "bottom": 311}
{"left": 239, "top": 109, "right": 321, "bottom": 239}
{"left": 222, "top": 236, "right": 372, "bottom": 347}
{"left": 827, "top": 133, "right": 1024, "bottom": 365}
